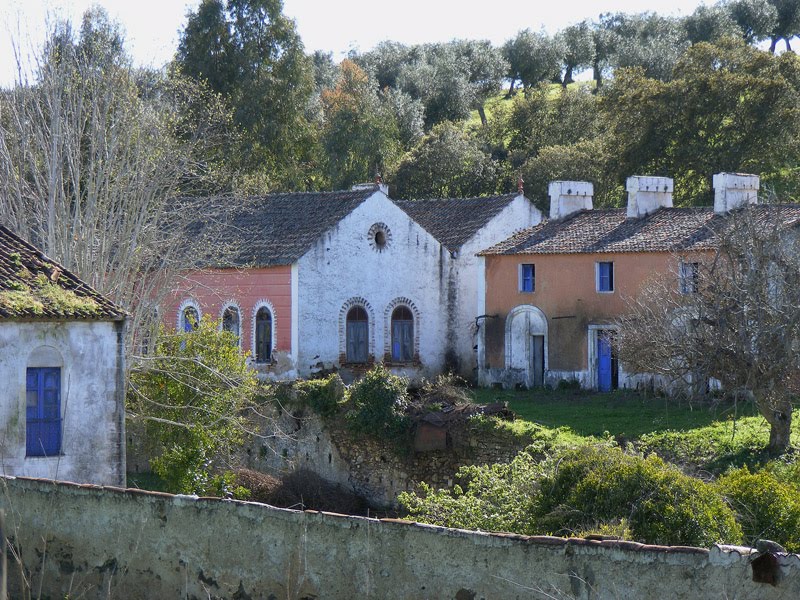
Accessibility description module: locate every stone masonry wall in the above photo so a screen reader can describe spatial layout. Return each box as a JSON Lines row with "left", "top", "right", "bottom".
{"left": 240, "top": 407, "right": 527, "bottom": 507}
{"left": 2, "top": 476, "right": 799, "bottom": 600}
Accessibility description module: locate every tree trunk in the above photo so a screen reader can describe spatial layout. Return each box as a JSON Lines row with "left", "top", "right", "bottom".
{"left": 477, "top": 105, "right": 487, "bottom": 127}
{"left": 787, "top": 38, "right": 792, "bottom": 52}
{"left": 507, "top": 78, "right": 516, "bottom": 97}
{"left": 592, "top": 61, "right": 602, "bottom": 92}
{"left": 761, "top": 396, "right": 793, "bottom": 454}
{"left": 770, "top": 36, "right": 778, "bottom": 54}
{"left": 562, "top": 65, "right": 574, "bottom": 89}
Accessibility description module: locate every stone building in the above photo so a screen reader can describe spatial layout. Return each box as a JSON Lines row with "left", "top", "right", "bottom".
{"left": 167, "top": 184, "right": 540, "bottom": 381}
{"left": 0, "top": 225, "right": 126, "bottom": 485}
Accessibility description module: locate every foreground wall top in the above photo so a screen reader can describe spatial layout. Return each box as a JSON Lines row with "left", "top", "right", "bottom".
{"left": 2, "top": 476, "right": 798, "bottom": 600}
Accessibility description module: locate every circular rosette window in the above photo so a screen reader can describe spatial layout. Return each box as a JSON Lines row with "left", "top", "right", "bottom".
{"left": 368, "top": 222, "right": 392, "bottom": 252}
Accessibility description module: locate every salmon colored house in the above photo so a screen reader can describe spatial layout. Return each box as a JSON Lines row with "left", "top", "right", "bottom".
{"left": 476, "top": 173, "right": 791, "bottom": 391}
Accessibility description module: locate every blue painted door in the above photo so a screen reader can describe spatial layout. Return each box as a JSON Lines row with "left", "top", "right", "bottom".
{"left": 597, "top": 336, "right": 613, "bottom": 392}
{"left": 26, "top": 367, "right": 62, "bottom": 456}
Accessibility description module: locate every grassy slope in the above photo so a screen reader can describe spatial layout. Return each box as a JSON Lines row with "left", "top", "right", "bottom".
{"left": 472, "top": 386, "right": 799, "bottom": 475}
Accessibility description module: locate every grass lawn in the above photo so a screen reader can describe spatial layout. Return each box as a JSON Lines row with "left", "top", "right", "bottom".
{"left": 471, "top": 386, "right": 756, "bottom": 438}
{"left": 471, "top": 386, "right": 800, "bottom": 474}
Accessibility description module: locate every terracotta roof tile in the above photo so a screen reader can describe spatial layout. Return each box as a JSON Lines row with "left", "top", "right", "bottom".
{"left": 481, "top": 205, "right": 800, "bottom": 255}
{"left": 0, "top": 225, "right": 125, "bottom": 321}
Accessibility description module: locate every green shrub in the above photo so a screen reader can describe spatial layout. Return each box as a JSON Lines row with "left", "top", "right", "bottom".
{"left": 346, "top": 365, "right": 411, "bottom": 440}
{"left": 536, "top": 445, "right": 742, "bottom": 547}
{"left": 717, "top": 465, "right": 800, "bottom": 552}
{"left": 294, "top": 374, "right": 345, "bottom": 418}
{"left": 399, "top": 449, "right": 544, "bottom": 534}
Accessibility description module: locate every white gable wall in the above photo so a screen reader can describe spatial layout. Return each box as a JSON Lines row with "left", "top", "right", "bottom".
{"left": 297, "top": 192, "right": 448, "bottom": 380}
{"left": 0, "top": 320, "right": 125, "bottom": 485}
{"left": 448, "top": 195, "right": 543, "bottom": 379}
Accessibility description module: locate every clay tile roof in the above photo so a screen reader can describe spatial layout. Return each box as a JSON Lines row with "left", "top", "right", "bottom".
{"left": 395, "top": 193, "right": 522, "bottom": 251}
{"left": 189, "top": 187, "right": 380, "bottom": 267}
{"left": 480, "top": 205, "right": 800, "bottom": 256}
{"left": 0, "top": 225, "right": 125, "bottom": 321}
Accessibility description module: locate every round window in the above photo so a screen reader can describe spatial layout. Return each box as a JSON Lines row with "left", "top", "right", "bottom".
{"left": 368, "top": 223, "right": 392, "bottom": 252}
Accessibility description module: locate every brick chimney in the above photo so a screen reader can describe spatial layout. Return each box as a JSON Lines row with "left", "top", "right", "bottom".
{"left": 548, "top": 181, "right": 593, "bottom": 219}
{"left": 626, "top": 176, "right": 673, "bottom": 218}
{"left": 713, "top": 172, "right": 759, "bottom": 213}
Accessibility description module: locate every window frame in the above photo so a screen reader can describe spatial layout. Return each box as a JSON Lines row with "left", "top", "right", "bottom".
{"left": 26, "top": 367, "right": 62, "bottom": 457}
{"left": 679, "top": 261, "right": 699, "bottom": 295}
{"left": 178, "top": 299, "right": 201, "bottom": 332}
{"left": 220, "top": 303, "right": 242, "bottom": 346}
{"left": 519, "top": 263, "right": 535, "bottom": 293}
{"left": 596, "top": 261, "right": 615, "bottom": 293}
{"left": 345, "top": 306, "right": 369, "bottom": 364}
{"left": 390, "top": 306, "right": 415, "bottom": 363}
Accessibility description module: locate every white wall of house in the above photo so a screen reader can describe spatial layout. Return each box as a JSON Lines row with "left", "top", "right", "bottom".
{"left": 451, "top": 195, "right": 542, "bottom": 379}
{"left": 0, "top": 320, "right": 125, "bottom": 486}
{"left": 297, "top": 192, "right": 448, "bottom": 380}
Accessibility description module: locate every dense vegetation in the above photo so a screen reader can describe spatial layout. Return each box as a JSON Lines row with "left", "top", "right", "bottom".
{"left": 401, "top": 384, "right": 800, "bottom": 551}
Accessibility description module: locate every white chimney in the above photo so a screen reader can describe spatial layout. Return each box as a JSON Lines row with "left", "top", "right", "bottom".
{"left": 548, "top": 181, "right": 593, "bottom": 219}
{"left": 626, "top": 176, "right": 673, "bottom": 218}
{"left": 713, "top": 172, "right": 759, "bottom": 213}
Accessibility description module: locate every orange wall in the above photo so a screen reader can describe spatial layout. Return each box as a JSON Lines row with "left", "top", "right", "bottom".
{"left": 483, "top": 252, "right": 702, "bottom": 372}
{"left": 166, "top": 266, "right": 292, "bottom": 353}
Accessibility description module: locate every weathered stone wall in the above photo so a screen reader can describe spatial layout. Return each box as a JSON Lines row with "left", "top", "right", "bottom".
{"left": 2, "top": 476, "right": 798, "bottom": 600}
{"left": 240, "top": 407, "right": 527, "bottom": 507}
{"left": 0, "top": 320, "right": 125, "bottom": 486}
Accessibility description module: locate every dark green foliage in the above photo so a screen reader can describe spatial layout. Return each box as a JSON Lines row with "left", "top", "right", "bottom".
{"left": 536, "top": 445, "right": 742, "bottom": 546}
{"left": 401, "top": 443, "right": 743, "bottom": 547}
{"left": 176, "top": 0, "right": 316, "bottom": 189}
{"left": 294, "top": 374, "right": 345, "bottom": 418}
{"left": 718, "top": 465, "right": 800, "bottom": 551}
{"left": 345, "top": 365, "right": 412, "bottom": 441}
{"left": 391, "top": 122, "right": 499, "bottom": 199}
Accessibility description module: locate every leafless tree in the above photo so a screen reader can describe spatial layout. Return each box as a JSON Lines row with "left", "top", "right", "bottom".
{"left": 617, "top": 204, "right": 800, "bottom": 454}
{"left": 0, "top": 8, "right": 231, "bottom": 354}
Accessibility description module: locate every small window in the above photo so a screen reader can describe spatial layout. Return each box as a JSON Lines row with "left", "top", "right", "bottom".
{"left": 181, "top": 305, "right": 199, "bottom": 332}
{"left": 255, "top": 307, "right": 272, "bottom": 363}
{"left": 346, "top": 306, "right": 369, "bottom": 363}
{"left": 26, "top": 367, "right": 62, "bottom": 457}
{"left": 597, "top": 261, "right": 614, "bottom": 293}
{"left": 679, "top": 261, "right": 699, "bottom": 294}
{"left": 222, "top": 305, "right": 241, "bottom": 340}
{"left": 519, "top": 264, "right": 535, "bottom": 293}
{"left": 391, "top": 306, "right": 414, "bottom": 362}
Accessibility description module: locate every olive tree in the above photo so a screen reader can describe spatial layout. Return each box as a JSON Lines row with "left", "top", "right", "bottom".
{"left": 617, "top": 204, "right": 800, "bottom": 454}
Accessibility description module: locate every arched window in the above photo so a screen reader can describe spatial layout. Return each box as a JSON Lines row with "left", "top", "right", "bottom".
{"left": 222, "top": 305, "right": 241, "bottom": 341}
{"left": 182, "top": 306, "right": 199, "bottom": 332}
{"left": 391, "top": 306, "right": 414, "bottom": 362}
{"left": 255, "top": 307, "right": 272, "bottom": 363}
{"left": 346, "top": 306, "right": 369, "bottom": 363}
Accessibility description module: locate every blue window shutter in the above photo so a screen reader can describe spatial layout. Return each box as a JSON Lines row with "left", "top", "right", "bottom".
{"left": 521, "top": 264, "right": 534, "bottom": 292}
{"left": 26, "top": 367, "right": 62, "bottom": 456}
{"left": 598, "top": 262, "right": 614, "bottom": 292}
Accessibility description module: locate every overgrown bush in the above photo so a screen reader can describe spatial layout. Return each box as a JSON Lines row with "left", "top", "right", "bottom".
{"left": 400, "top": 443, "right": 743, "bottom": 547}
{"left": 536, "top": 445, "right": 742, "bottom": 547}
{"left": 128, "top": 318, "right": 258, "bottom": 494}
{"left": 294, "top": 374, "right": 345, "bottom": 418}
{"left": 346, "top": 365, "right": 412, "bottom": 440}
{"left": 718, "top": 465, "right": 800, "bottom": 552}
{"left": 400, "top": 449, "right": 543, "bottom": 534}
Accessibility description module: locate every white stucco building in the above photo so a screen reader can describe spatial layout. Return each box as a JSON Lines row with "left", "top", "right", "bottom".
{"left": 0, "top": 225, "right": 126, "bottom": 485}
{"left": 171, "top": 184, "right": 541, "bottom": 382}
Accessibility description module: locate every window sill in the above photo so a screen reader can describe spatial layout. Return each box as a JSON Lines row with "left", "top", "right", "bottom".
{"left": 596, "top": 290, "right": 615, "bottom": 294}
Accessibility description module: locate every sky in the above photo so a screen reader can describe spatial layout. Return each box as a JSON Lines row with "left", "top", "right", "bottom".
{"left": 0, "top": 0, "right": 710, "bottom": 86}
